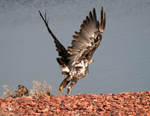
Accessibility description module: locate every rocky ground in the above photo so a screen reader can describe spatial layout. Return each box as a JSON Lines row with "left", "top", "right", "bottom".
{"left": 0, "top": 91, "right": 150, "bottom": 116}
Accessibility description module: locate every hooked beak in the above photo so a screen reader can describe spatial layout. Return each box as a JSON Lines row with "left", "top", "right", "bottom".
{"left": 90, "top": 59, "right": 94, "bottom": 63}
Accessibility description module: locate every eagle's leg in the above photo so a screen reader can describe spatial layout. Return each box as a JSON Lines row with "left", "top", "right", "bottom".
{"left": 66, "top": 86, "right": 71, "bottom": 95}
{"left": 57, "top": 87, "right": 63, "bottom": 96}
{"left": 66, "top": 77, "right": 78, "bottom": 95}
{"left": 57, "top": 78, "right": 70, "bottom": 96}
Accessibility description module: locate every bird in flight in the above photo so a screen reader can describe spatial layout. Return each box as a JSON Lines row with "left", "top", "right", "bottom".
{"left": 39, "top": 7, "right": 106, "bottom": 95}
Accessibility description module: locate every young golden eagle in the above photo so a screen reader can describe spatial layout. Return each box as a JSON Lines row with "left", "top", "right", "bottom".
{"left": 39, "top": 7, "right": 106, "bottom": 95}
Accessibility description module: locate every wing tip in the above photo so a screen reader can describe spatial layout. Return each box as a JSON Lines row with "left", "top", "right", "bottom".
{"left": 99, "top": 6, "right": 106, "bottom": 32}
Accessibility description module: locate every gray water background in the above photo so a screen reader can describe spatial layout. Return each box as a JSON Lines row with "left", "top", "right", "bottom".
{"left": 0, "top": 0, "right": 150, "bottom": 96}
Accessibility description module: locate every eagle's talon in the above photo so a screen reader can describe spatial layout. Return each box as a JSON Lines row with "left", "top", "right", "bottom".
{"left": 66, "top": 86, "right": 71, "bottom": 95}
{"left": 57, "top": 87, "right": 63, "bottom": 96}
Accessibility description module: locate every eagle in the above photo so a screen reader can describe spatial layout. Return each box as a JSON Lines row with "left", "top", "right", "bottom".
{"left": 39, "top": 7, "right": 106, "bottom": 95}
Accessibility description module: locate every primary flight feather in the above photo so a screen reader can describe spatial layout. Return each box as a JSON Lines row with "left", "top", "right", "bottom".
{"left": 39, "top": 7, "right": 106, "bottom": 95}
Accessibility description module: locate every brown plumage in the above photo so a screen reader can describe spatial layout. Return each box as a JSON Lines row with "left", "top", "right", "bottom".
{"left": 39, "top": 7, "right": 106, "bottom": 95}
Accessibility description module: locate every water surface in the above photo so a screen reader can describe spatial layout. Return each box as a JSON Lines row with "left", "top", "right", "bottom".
{"left": 0, "top": 0, "right": 150, "bottom": 96}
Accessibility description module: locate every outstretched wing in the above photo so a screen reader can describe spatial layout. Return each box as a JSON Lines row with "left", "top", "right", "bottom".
{"left": 67, "top": 7, "right": 106, "bottom": 67}
{"left": 39, "top": 11, "right": 70, "bottom": 65}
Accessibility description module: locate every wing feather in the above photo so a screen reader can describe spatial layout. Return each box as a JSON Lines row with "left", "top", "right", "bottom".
{"left": 39, "top": 7, "right": 106, "bottom": 68}
{"left": 39, "top": 11, "right": 70, "bottom": 65}
{"left": 67, "top": 7, "right": 106, "bottom": 67}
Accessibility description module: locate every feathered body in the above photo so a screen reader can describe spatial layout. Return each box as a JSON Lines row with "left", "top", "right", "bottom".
{"left": 39, "top": 7, "right": 106, "bottom": 95}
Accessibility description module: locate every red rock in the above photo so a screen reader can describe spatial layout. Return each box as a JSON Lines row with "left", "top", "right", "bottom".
{"left": 65, "top": 104, "right": 70, "bottom": 109}
{"left": 71, "top": 100, "right": 78, "bottom": 106}
{"left": 104, "top": 112, "right": 111, "bottom": 116}
{"left": 1, "top": 91, "right": 150, "bottom": 115}
{"left": 1, "top": 102, "right": 6, "bottom": 107}
{"left": 86, "top": 105, "right": 93, "bottom": 112}
{"left": 113, "top": 95, "right": 118, "bottom": 100}
{"left": 118, "top": 96, "right": 124, "bottom": 101}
